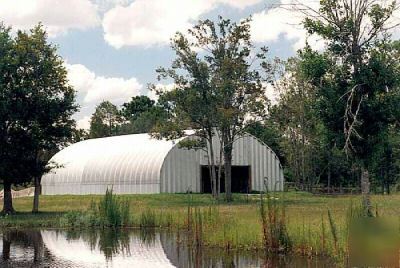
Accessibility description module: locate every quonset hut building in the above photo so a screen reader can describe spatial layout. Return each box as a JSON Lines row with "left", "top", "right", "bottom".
{"left": 41, "top": 133, "right": 284, "bottom": 195}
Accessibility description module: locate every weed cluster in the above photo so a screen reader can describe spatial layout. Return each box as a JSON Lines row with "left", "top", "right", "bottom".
{"left": 185, "top": 197, "right": 220, "bottom": 248}
{"left": 61, "top": 189, "right": 130, "bottom": 227}
{"left": 259, "top": 190, "right": 291, "bottom": 253}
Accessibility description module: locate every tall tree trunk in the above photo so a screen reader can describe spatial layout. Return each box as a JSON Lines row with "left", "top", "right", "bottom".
{"left": 2, "top": 181, "right": 15, "bottom": 214}
{"left": 217, "top": 147, "right": 223, "bottom": 197}
{"left": 385, "top": 166, "right": 390, "bottom": 195}
{"left": 381, "top": 168, "right": 385, "bottom": 195}
{"left": 32, "top": 176, "right": 41, "bottom": 213}
{"left": 301, "top": 132, "right": 306, "bottom": 190}
{"left": 361, "top": 167, "right": 372, "bottom": 217}
{"left": 386, "top": 182, "right": 390, "bottom": 195}
{"left": 224, "top": 145, "right": 233, "bottom": 202}
{"left": 2, "top": 234, "right": 10, "bottom": 261}
{"left": 31, "top": 230, "right": 44, "bottom": 262}
{"left": 208, "top": 136, "right": 217, "bottom": 198}
{"left": 327, "top": 164, "right": 331, "bottom": 194}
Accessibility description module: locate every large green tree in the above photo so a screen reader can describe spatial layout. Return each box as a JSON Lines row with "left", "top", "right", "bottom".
{"left": 89, "top": 101, "right": 122, "bottom": 138}
{"left": 89, "top": 97, "right": 166, "bottom": 137}
{"left": 155, "top": 87, "right": 222, "bottom": 197}
{"left": 156, "top": 17, "right": 271, "bottom": 201}
{"left": 121, "top": 96, "right": 155, "bottom": 121}
{"left": 267, "top": 55, "right": 354, "bottom": 192}
{"left": 270, "top": 58, "right": 327, "bottom": 190}
{"left": 120, "top": 95, "right": 167, "bottom": 134}
{"left": 154, "top": 56, "right": 221, "bottom": 197}
{"left": 0, "top": 24, "right": 77, "bottom": 214}
{"left": 296, "top": 0, "right": 400, "bottom": 214}
{"left": 0, "top": 24, "right": 23, "bottom": 214}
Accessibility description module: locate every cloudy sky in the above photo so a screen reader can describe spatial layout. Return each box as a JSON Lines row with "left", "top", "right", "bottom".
{"left": 0, "top": 0, "right": 324, "bottom": 128}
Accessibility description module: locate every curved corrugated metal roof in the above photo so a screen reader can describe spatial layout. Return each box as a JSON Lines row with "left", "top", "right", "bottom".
{"left": 42, "top": 134, "right": 180, "bottom": 193}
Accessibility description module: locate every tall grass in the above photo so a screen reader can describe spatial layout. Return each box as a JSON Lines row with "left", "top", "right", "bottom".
{"left": 185, "top": 195, "right": 222, "bottom": 248}
{"left": 327, "top": 209, "right": 338, "bottom": 255}
{"left": 140, "top": 209, "right": 156, "bottom": 227}
{"left": 61, "top": 188, "right": 131, "bottom": 227}
{"left": 320, "top": 215, "right": 326, "bottom": 254}
{"left": 259, "top": 186, "right": 291, "bottom": 253}
{"left": 98, "top": 189, "right": 130, "bottom": 227}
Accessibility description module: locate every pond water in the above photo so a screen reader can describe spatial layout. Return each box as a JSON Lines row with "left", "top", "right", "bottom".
{"left": 0, "top": 229, "right": 335, "bottom": 267}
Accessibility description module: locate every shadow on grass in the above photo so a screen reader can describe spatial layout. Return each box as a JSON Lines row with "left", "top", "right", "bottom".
{"left": 0, "top": 211, "right": 65, "bottom": 228}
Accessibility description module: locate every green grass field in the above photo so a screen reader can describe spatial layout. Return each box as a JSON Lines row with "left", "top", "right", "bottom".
{"left": 1, "top": 192, "right": 400, "bottom": 261}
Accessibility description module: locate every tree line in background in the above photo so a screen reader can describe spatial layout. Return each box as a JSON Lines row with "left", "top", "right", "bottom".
{"left": 88, "top": 1, "right": 400, "bottom": 204}
{"left": 88, "top": 96, "right": 167, "bottom": 138}
{"left": 1, "top": 0, "right": 400, "bottom": 213}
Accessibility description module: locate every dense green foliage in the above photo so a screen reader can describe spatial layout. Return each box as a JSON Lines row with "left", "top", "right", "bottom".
{"left": 249, "top": 1, "right": 400, "bottom": 194}
{"left": 89, "top": 101, "right": 122, "bottom": 138}
{"left": 0, "top": 24, "right": 77, "bottom": 214}
{"left": 153, "top": 17, "right": 271, "bottom": 201}
{"left": 88, "top": 96, "right": 167, "bottom": 138}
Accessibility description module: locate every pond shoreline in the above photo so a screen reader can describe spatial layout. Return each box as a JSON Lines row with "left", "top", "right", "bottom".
{"left": 1, "top": 192, "right": 400, "bottom": 266}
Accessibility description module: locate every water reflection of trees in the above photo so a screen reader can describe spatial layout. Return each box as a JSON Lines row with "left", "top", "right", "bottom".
{"left": 64, "top": 228, "right": 132, "bottom": 260}
{"left": 1, "top": 229, "right": 335, "bottom": 267}
{"left": 1, "top": 229, "right": 45, "bottom": 263}
{"left": 139, "top": 227, "right": 156, "bottom": 246}
{"left": 160, "top": 231, "right": 335, "bottom": 268}
{"left": 160, "top": 231, "right": 247, "bottom": 268}
{"left": 63, "top": 228, "right": 158, "bottom": 260}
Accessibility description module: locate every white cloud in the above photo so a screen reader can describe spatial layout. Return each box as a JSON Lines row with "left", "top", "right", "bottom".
{"left": 384, "top": 3, "right": 400, "bottom": 39}
{"left": 218, "top": 0, "right": 263, "bottom": 9}
{"left": 264, "top": 82, "right": 280, "bottom": 105}
{"left": 147, "top": 83, "right": 176, "bottom": 101}
{"left": 66, "top": 63, "right": 143, "bottom": 105}
{"left": 76, "top": 115, "right": 92, "bottom": 130}
{"left": 66, "top": 64, "right": 96, "bottom": 94}
{"left": 66, "top": 63, "right": 143, "bottom": 129}
{"left": 84, "top": 76, "right": 142, "bottom": 104}
{"left": 250, "top": 0, "right": 400, "bottom": 52}
{"left": 0, "top": 0, "right": 100, "bottom": 36}
{"left": 250, "top": 0, "right": 324, "bottom": 51}
{"left": 102, "top": 0, "right": 262, "bottom": 48}
{"left": 92, "top": 0, "right": 133, "bottom": 12}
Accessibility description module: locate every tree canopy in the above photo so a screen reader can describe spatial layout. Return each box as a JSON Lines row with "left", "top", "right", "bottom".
{"left": 0, "top": 24, "right": 78, "bottom": 214}
{"left": 154, "top": 17, "right": 272, "bottom": 200}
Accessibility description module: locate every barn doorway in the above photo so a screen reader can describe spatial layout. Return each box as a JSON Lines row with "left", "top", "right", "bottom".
{"left": 201, "top": 165, "right": 251, "bottom": 193}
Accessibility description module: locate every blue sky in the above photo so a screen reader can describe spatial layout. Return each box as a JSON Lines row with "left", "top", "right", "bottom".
{"left": 1, "top": 0, "right": 321, "bottom": 128}
{"left": 51, "top": 0, "right": 297, "bottom": 82}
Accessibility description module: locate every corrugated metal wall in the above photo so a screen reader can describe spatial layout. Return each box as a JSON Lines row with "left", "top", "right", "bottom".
{"left": 42, "top": 133, "right": 284, "bottom": 195}
{"left": 160, "top": 134, "right": 284, "bottom": 193}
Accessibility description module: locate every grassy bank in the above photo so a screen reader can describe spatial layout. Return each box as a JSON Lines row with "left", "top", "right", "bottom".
{"left": 1, "top": 192, "right": 400, "bottom": 261}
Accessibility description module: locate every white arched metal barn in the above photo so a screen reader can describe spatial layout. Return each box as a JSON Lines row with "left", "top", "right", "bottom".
{"left": 41, "top": 133, "right": 284, "bottom": 195}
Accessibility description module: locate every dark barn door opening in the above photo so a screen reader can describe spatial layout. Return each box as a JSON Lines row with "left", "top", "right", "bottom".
{"left": 201, "top": 165, "right": 251, "bottom": 193}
